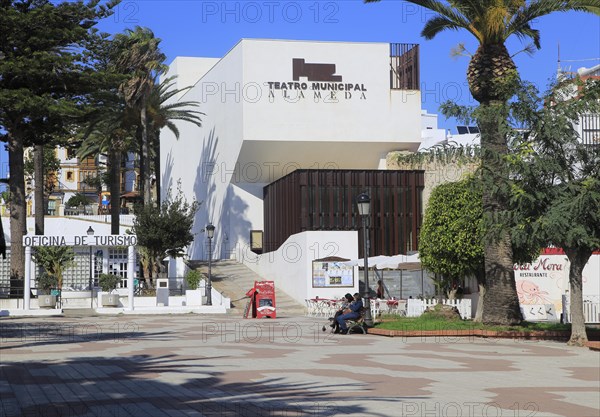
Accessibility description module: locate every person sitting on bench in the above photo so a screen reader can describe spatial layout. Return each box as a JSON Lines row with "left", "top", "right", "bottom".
{"left": 335, "top": 292, "right": 363, "bottom": 334}
{"left": 329, "top": 293, "right": 355, "bottom": 333}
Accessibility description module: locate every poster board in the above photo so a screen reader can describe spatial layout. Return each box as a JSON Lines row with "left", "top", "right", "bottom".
{"left": 312, "top": 261, "right": 354, "bottom": 288}
{"left": 514, "top": 255, "right": 569, "bottom": 316}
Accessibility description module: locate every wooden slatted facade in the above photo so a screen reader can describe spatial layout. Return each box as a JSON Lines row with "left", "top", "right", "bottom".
{"left": 263, "top": 169, "right": 424, "bottom": 256}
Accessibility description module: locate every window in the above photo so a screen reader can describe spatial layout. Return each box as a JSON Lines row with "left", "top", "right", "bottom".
{"left": 250, "top": 230, "right": 263, "bottom": 254}
{"left": 66, "top": 171, "right": 74, "bottom": 181}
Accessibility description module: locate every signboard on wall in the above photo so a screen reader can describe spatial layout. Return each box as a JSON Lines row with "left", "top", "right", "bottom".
{"left": 312, "top": 261, "right": 354, "bottom": 288}
{"left": 514, "top": 255, "right": 569, "bottom": 315}
{"left": 267, "top": 58, "right": 368, "bottom": 103}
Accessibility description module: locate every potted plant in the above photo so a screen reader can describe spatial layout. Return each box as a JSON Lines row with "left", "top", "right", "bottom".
{"left": 36, "top": 272, "right": 58, "bottom": 308}
{"left": 185, "top": 269, "right": 205, "bottom": 306}
{"left": 34, "top": 246, "right": 75, "bottom": 306}
{"left": 99, "top": 273, "right": 121, "bottom": 307}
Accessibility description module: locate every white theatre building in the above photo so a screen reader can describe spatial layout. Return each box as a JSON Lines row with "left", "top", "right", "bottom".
{"left": 161, "top": 39, "right": 427, "bottom": 301}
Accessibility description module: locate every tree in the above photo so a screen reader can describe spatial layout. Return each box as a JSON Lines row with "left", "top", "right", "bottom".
{"left": 420, "top": 172, "right": 541, "bottom": 321}
{"left": 420, "top": 176, "right": 484, "bottom": 306}
{"left": 66, "top": 193, "right": 93, "bottom": 208}
{"left": 146, "top": 76, "right": 204, "bottom": 206}
{"left": 24, "top": 144, "right": 61, "bottom": 222}
{"left": 131, "top": 185, "right": 199, "bottom": 284}
{"left": 34, "top": 246, "right": 76, "bottom": 292}
{"left": 0, "top": 0, "right": 118, "bottom": 283}
{"left": 366, "top": 0, "right": 600, "bottom": 325}
{"left": 507, "top": 78, "right": 600, "bottom": 346}
{"left": 78, "top": 90, "right": 136, "bottom": 234}
{"left": 112, "top": 27, "right": 167, "bottom": 207}
{"left": 77, "top": 31, "right": 137, "bottom": 234}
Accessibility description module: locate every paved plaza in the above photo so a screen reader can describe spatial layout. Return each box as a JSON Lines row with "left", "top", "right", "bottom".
{"left": 1, "top": 313, "right": 599, "bottom": 417}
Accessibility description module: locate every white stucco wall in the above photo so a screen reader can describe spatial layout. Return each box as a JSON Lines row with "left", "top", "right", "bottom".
{"left": 161, "top": 44, "right": 244, "bottom": 261}
{"left": 1, "top": 217, "right": 127, "bottom": 239}
{"left": 240, "top": 230, "right": 359, "bottom": 305}
{"left": 165, "top": 56, "right": 220, "bottom": 100}
{"left": 161, "top": 39, "right": 423, "bottom": 261}
{"left": 583, "top": 254, "right": 600, "bottom": 296}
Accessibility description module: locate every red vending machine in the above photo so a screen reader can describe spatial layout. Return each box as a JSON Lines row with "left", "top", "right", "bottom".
{"left": 254, "top": 281, "right": 276, "bottom": 319}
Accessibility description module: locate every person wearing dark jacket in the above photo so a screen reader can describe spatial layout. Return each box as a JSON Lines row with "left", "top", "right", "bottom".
{"left": 329, "top": 293, "right": 354, "bottom": 333}
{"left": 335, "top": 293, "right": 363, "bottom": 334}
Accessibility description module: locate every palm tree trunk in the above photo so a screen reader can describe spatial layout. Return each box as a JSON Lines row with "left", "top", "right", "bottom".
{"left": 34, "top": 143, "right": 44, "bottom": 235}
{"left": 0, "top": 214, "right": 6, "bottom": 259}
{"left": 565, "top": 248, "right": 591, "bottom": 346}
{"left": 8, "top": 132, "right": 26, "bottom": 284}
{"left": 141, "top": 105, "right": 152, "bottom": 206}
{"left": 137, "top": 124, "right": 144, "bottom": 202}
{"left": 109, "top": 147, "right": 121, "bottom": 235}
{"left": 153, "top": 131, "right": 161, "bottom": 208}
{"left": 479, "top": 102, "right": 522, "bottom": 326}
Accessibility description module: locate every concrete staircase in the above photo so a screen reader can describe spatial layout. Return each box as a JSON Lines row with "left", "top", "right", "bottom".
{"left": 190, "top": 260, "right": 306, "bottom": 318}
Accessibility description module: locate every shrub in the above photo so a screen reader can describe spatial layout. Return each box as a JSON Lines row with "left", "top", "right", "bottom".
{"left": 185, "top": 269, "right": 203, "bottom": 290}
{"left": 34, "top": 246, "right": 75, "bottom": 290}
{"left": 66, "top": 193, "right": 92, "bottom": 207}
{"left": 99, "top": 273, "right": 121, "bottom": 292}
{"left": 36, "top": 272, "right": 58, "bottom": 295}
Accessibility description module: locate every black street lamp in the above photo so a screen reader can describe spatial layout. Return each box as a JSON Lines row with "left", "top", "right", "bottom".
{"left": 87, "top": 226, "right": 95, "bottom": 308}
{"left": 205, "top": 224, "right": 215, "bottom": 306}
{"left": 356, "top": 193, "right": 374, "bottom": 327}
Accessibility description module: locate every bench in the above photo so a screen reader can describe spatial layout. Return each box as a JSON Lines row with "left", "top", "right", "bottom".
{"left": 345, "top": 307, "right": 367, "bottom": 334}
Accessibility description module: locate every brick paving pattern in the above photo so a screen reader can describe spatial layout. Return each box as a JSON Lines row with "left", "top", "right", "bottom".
{"left": 1, "top": 315, "right": 599, "bottom": 416}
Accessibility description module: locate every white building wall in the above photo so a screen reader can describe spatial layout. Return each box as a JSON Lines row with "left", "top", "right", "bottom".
{"left": 222, "top": 182, "right": 265, "bottom": 255}
{"left": 583, "top": 254, "right": 600, "bottom": 296}
{"left": 167, "top": 56, "right": 220, "bottom": 100}
{"left": 161, "top": 44, "right": 245, "bottom": 261}
{"left": 161, "top": 39, "right": 423, "bottom": 261}
{"left": 241, "top": 230, "right": 359, "bottom": 305}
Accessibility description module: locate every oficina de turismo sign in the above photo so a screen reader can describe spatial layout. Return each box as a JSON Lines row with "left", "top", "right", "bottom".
{"left": 22, "top": 234, "right": 137, "bottom": 247}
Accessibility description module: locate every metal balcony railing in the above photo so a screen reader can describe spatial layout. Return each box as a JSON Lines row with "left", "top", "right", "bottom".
{"left": 390, "top": 43, "right": 420, "bottom": 90}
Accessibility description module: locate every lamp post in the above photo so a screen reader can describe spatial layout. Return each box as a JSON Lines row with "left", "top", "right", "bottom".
{"left": 205, "top": 224, "right": 215, "bottom": 306}
{"left": 87, "top": 226, "right": 95, "bottom": 308}
{"left": 356, "top": 193, "right": 374, "bottom": 327}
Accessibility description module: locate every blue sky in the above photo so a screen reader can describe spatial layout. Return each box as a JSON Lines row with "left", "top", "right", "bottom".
{"left": 95, "top": 0, "right": 600, "bottom": 131}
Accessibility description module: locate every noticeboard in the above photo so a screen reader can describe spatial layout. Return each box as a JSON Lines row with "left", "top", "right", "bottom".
{"left": 312, "top": 261, "right": 354, "bottom": 288}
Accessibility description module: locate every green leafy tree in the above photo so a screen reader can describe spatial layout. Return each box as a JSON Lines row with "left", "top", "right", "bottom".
{"left": 507, "top": 78, "right": 600, "bottom": 346}
{"left": 420, "top": 176, "right": 484, "bottom": 302}
{"left": 366, "top": 0, "right": 600, "bottom": 325}
{"left": 420, "top": 173, "right": 540, "bottom": 321}
{"left": 0, "top": 0, "right": 118, "bottom": 283}
{"left": 34, "top": 246, "right": 76, "bottom": 291}
{"left": 131, "top": 185, "right": 199, "bottom": 284}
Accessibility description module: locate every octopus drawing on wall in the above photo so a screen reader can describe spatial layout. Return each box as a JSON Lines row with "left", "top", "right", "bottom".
{"left": 516, "top": 280, "right": 552, "bottom": 305}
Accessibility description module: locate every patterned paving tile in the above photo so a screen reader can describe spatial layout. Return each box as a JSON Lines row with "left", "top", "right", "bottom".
{"left": 1, "top": 315, "right": 598, "bottom": 417}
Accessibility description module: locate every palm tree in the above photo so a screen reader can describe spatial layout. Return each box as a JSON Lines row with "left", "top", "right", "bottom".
{"left": 366, "top": 0, "right": 600, "bottom": 325}
{"left": 78, "top": 92, "right": 137, "bottom": 234}
{"left": 112, "top": 27, "right": 167, "bottom": 207}
{"left": 146, "top": 76, "right": 204, "bottom": 205}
